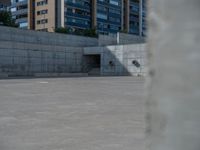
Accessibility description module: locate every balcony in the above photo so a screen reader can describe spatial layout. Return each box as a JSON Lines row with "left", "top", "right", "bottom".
{"left": 65, "top": 2, "right": 90, "bottom": 11}
{"left": 130, "top": 16, "right": 139, "bottom": 22}
{"left": 66, "top": 12, "right": 91, "bottom": 20}
{"left": 11, "top": 1, "right": 28, "bottom": 7}
{"left": 11, "top": 8, "right": 28, "bottom": 16}
{"left": 66, "top": 21, "right": 91, "bottom": 29}
{"left": 97, "top": 1, "right": 121, "bottom": 9}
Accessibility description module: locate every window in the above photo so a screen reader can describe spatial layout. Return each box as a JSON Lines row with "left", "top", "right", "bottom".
{"left": 11, "top": 7, "right": 16, "bottom": 12}
{"left": 37, "top": 9, "right": 48, "bottom": 15}
{"left": 109, "top": 17, "right": 120, "bottom": 23}
{"left": 109, "top": 8, "right": 121, "bottom": 14}
{"left": 110, "top": 25, "right": 120, "bottom": 30}
{"left": 97, "top": 13, "right": 107, "bottom": 20}
{"left": 19, "top": 22, "right": 28, "bottom": 28}
{"left": 37, "top": 19, "right": 48, "bottom": 24}
{"left": 37, "top": 0, "right": 48, "bottom": 6}
{"left": 97, "top": 5, "right": 107, "bottom": 12}
{"left": 66, "top": 17, "right": 89, "bottom": 25}
{"left": 109, "top": 0, "right": 119, "bottom": 6}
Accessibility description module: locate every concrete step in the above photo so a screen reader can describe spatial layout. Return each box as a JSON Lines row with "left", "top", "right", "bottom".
{"left": 88, "top": 68, "right": 100, "bottom": 76}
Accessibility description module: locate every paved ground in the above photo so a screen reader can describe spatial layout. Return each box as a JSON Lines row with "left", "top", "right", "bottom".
{"left": 0, "top": 77, "right": 146, "bottom": 150}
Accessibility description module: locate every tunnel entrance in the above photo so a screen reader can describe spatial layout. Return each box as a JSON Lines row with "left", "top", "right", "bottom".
{"left": 83, "top": 54, "right": 101, "bottom": 76}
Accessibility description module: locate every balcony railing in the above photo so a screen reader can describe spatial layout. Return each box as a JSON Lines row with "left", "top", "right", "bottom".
{"left": 66, "top": 12, "right": 91, "bottom": 20}
{"left": 65, "top": 2, "right": 90, "bottom": 11}
{"left": 66, "top": 22, "right": 91, "bottom": 28}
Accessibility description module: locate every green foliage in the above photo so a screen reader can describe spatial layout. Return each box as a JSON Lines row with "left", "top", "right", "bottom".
{"left": 54, "top": 27, "right": 70, "bottom": 34}
{"left": 120, "top": 29, "right": 128, "bottom": 33}
{"left": 0, "top": 11, "right": 18, "bottom": 27}
{"left": 54, "top": 27, "right": 97, "bottom": 38}
{"left": 82, "top": 28, "right": 97, "bottom": 37}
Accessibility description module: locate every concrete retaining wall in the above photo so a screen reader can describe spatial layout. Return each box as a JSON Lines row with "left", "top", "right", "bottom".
{"left": 98, "top": 34, "right": 117, "bottom": 46}
{"left": 0, "top": 26, "right": 98, "bottom": 47}
{"left": 119, "top": 33, "right": 145, "bottom": 44}
{"left": 0, "top": 26, "right": 147, "bottom": 77}
{"left": 0, "top": 26, "right": 99, "bottom": 77}
{"left": 98, "top": 33, "right": 145, "bottom": 46}
{"left": 0, "top": 43, "right": 83, "bottom": 76}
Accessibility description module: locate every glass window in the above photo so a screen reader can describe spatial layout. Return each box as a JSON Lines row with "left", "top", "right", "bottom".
{"left": 19, "top": 22, "right": 28, "bottom": 28}
{"left": 97, "top": 13, "right": 107, "bottom": 20}
{"left": 11, "top": 7, "right": 16, "bottom": 12}
{"left": 109, "top": 0, "right": 119, "bottom": 6}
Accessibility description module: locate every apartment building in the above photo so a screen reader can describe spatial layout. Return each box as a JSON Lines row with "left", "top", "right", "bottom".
{"left": 11, "top": 0, "right": 146, "bottom": 36}
{"left": 64, "top": 0, "right": 92, "bottom": 31}
{"left": 64, "top": 0, "right": 146, "bottom": 35}
{"left": 95, "top": 0, "right": 123, "bottom": 34}
{"left": 10, "top": 0, "right": 28, "bottom": 28}
{"left": 0, "top": 0, "right": 11, "bottom": 11}
{"left": 124, "top": 0, "right": 146, "bottom": 36}
{"left": 34, "top": 0, "right": 56, "bottom": 32}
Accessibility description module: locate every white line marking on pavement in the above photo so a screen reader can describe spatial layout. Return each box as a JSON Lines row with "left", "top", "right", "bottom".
{"left": 39, "top": 81, "right": 49, "bottom": 84}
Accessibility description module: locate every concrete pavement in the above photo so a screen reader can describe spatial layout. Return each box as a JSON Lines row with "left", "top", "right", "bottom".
{"left": 0, "top": 77, "right": 145, "bottom": 150}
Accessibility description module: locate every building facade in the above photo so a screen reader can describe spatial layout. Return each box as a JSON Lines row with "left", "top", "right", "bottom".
{"left": 0, "top": 0, "right": 11, "bottom": 11}
{"left": 34, "top": 0, "right": 56, "bottom": 32}
{"left": 11, "top": 0, "right": 146, "bottom": 36}
{"left": 141, "top": 0, "right": 147, "bottom": 36}
{"left": 10, "top": 0, "right": 28, "bottom": 28}
{"left": 124, "top": 0, "right": 146, "bottom": 36}
{"left": 95, "top": 0, "right": 122, "bottom": 34}
{"left": 64, "top": 0, "right": 92, "bottom": 32}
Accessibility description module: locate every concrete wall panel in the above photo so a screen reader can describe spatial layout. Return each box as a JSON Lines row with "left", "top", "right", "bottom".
{"left": 84, "top": 44, "right": 147, "bottom": 76}
{"left": 0, "top": 27, "right": 85, "bottom": 76}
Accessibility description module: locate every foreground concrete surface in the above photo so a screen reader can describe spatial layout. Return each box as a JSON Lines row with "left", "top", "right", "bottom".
{"left": 0, "top": 77, "right": 145, "bottom": 150}
{"left": 147, "top": 0, "right": 200, "bottom": 150}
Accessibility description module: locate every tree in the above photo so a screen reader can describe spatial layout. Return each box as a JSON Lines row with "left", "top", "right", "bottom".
{"left": 82, "top": 28, "right": 97, "bottom": 37}
{"left": 54, "top": 27, "right": 97, "bottom": 38}
{"left": 54, "top": 27, "right": 71, "bottom": 34}
{"left": 0, "top": 11, "right": 18, "bottom": 27}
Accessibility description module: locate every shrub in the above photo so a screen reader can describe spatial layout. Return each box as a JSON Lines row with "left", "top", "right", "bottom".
{"left": 0, "top": 11, "right": 18, "bottom": 27}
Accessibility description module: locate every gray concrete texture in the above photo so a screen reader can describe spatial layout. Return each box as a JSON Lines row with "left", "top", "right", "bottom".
{"left": 84, "top": 44, "right": 147, "bottom": 76}
{"left": 0, "top": 43, "right": 83, "bottom": 76}
{"left": 0, "top": 26, "right": 147, "bottom": 77}
{"left": 98, "top": 33, "right": 145, "bottom": 46}
{"left": 98, "top": 34, "right": 118, "bottom": 46}
{"left": 147, "top": 0, "right": 200, "bottom": 150}
{"left": 0, "top": 26, "right": 98, "bottom": 76}
{"left": 118, "top": 33, "right": 146, "bottom": 45}
{"left": 0, "top": 26, "right": 98, "bottom": 47}
{"left": 0, "top": 77, "right": 146, "bottom": 150}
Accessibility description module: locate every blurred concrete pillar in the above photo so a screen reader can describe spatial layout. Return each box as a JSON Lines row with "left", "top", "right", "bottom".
{"left": 147, "top": 0, "right": 200, "bottom": 150}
